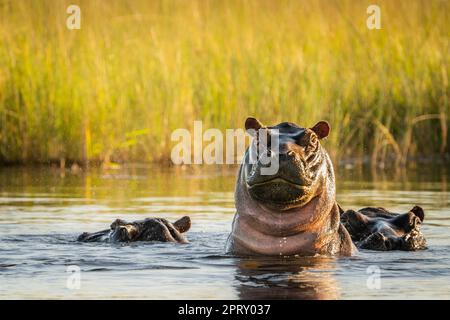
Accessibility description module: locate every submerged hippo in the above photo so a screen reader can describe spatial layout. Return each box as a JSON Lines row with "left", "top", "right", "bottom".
{"left": 340, "top": 206, "right": 426, "bottom": 251}
{"left": 78, "top": 216, "right": 191, "bottom": 243}
{"left": 226, "top": 117, "right": 427, "bottom": 256}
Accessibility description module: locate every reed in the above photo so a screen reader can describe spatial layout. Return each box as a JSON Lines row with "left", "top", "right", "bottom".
{"left": 0, "top": 0, "right": 448, "bottom": 165}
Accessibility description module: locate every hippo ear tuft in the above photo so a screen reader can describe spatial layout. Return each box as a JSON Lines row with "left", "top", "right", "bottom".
{"left": 173, "top": 216, "right": 191, "bottom": 233}
{"left": 245, "top": 117, "right": 264, "bottom": 136}
{"left": 311, "top": 121, "right": 330, "bottom": 139}
{"left": 411, "top": 206, "right": 425, "bottom": 222}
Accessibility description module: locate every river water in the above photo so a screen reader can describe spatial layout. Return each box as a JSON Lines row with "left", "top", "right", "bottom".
{"left": 0, "top": 164, "right": 449, "bottom": 299}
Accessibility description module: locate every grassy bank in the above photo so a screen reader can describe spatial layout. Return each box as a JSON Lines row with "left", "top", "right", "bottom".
{"left": 0, "top": 0, "right": 448, "bottom": 165}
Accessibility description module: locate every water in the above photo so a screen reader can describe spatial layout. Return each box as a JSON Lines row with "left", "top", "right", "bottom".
{"left": 0, "top": 164, "right": 449, "bottom": 299}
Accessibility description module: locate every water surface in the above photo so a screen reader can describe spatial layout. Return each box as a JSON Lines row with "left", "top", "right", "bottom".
{"left": 0, "top": 165, "right": 449, "bottom": 299}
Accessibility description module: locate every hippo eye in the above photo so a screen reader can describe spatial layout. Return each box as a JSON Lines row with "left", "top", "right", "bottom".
{"left": 310, "top": 134, "right": 318, "bottom": 146}
{"left": 306, "top": 134, "right": 318, "bottom": 151}
{"left": 303, "top": 133, "right": 319, "bottom": 155}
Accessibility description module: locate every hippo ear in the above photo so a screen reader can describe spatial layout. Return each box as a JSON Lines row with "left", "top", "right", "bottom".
{"left": 110, "top": 218, "right": 127, "bottom": 230}
{"left": 410, "top": 206, "right": 425, "bottom": 222}
{"left": 311, "top": 121, "right": 330, "bottom": 139}
{"left": 173, "top": 216, "right": 191, "bottom": 233}
{"left": 245, "top": 117, "right": 264, "bottom": 137}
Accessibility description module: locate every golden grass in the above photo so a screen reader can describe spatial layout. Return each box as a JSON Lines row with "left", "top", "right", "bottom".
{"left": 0, "top": 0, "right": 448, "bottom": 165}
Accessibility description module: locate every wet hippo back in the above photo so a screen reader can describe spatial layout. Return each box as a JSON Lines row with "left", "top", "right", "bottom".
{"left": 226, "top": 118, "right": 355, "bottom": 256}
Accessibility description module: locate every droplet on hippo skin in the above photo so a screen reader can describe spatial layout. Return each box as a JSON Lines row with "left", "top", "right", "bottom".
{"left": 278, "top": 238, "right": 284, "bottom": 255}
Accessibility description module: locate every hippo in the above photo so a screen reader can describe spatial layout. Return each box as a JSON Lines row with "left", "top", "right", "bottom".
{"left": 226, "top": 117, "right": 355, "bottom": 256}
{"left": 340, "top": 206, "right": 426, "bottom": 251}
{"left": 77, "top": 216, "right": 191, "bottom": 243}
{"left": 226, "top": 117, "right": 427, "bottom": 256}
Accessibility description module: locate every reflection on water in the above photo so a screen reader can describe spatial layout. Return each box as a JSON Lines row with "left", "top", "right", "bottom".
{"left": 234, "top": 256, "right": 339, "bottom": 299}
{"left": 0, "top": 164, "right": 449, "bottom": 299}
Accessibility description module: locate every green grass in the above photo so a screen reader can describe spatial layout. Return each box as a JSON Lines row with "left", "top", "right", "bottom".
{"left": 0, "top": 0, "right": 448, "bottom": 165}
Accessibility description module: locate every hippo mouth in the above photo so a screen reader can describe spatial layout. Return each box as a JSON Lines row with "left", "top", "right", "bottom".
{"left": 246, "top": 176, "right": 308, "bottom": 188}
{"left": 246, "top": 177, "right": 312, "bottom": 207}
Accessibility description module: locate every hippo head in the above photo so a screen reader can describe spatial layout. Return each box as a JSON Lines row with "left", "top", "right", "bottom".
{"left": 243, "top": 117, "right": 332, "bottom": 210}
{"left": 77, "top": 216, "right": 191, "bottom": 243}
{"left": 109, "top": 216, "right": 191, "bottom": 243}
{"left": 341, "top": 206, "right": 427, "bottom": 251}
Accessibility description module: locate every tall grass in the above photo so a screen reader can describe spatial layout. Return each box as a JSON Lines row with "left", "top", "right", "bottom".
{"left": 0, "top": 0, "right": 448, "bottom": 165}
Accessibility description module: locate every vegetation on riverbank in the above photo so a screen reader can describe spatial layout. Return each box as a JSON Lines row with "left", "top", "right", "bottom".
{"left": 0, "top": 0, "right": 448, "bottom": 166}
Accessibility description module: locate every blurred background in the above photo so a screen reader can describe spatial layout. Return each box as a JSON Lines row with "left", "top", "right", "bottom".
{"left": 0, "top": 0, "right": 448, "bottom": 166}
